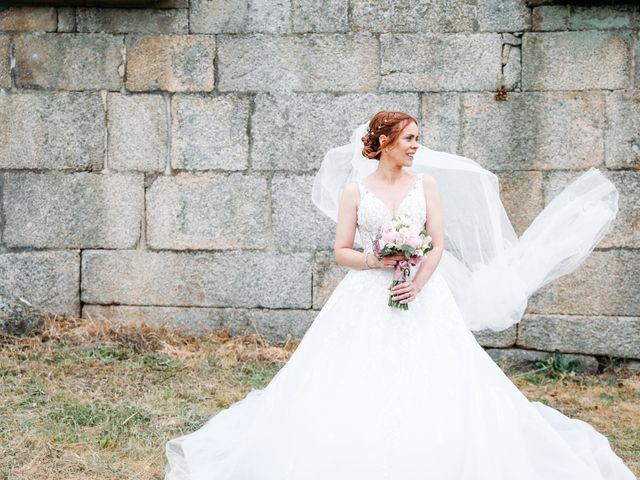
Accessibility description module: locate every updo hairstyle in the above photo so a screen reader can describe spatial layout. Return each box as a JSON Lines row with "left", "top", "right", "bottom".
{"left": 361, "top": 111, "right": 418, "bottom": 160}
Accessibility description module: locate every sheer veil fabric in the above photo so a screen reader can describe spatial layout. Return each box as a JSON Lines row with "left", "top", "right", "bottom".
{"left": 311, "top": 123, "right": 619, "bottom": 331}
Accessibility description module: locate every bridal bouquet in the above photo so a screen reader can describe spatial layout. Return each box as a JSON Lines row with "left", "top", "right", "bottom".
{"left": 372, "top": 215, "right": 433, "bottom": 310}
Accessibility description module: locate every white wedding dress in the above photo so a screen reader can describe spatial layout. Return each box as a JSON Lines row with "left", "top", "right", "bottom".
{"left": 165, "top": 173, "right": 636, "bottom": 480}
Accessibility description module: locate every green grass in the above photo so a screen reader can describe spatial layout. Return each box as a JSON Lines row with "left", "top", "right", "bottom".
{"left": 1, "top": 317, "right": 638, "bottom": 479}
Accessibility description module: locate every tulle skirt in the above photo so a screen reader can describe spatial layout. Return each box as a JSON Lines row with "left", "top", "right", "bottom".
{"left": 165, "top": 266, "right": 636, "bottom": 480}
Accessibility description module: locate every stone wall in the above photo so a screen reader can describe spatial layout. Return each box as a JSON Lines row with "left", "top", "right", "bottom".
{"left": 0, "top": 2, "right": 638, "bottom": 368}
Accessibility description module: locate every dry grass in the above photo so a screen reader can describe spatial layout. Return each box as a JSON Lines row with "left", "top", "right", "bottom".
{"left": 513, "top": 368, "right": 640, "bottom": 476}
{"left": 1, "top": 315, "right": 638, "bottom": 479}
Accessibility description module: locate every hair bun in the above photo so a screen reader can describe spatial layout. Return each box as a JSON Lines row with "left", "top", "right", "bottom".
{"left": 361, "top": 132, "right": 379, "bottom": 160}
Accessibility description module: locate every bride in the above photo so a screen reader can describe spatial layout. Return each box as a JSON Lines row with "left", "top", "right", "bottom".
{"left": 164, "top": 111, "right": 636, "bottom": 479}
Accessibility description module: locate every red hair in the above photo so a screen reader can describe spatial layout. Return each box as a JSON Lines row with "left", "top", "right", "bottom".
{"left": 361, "top": 111, "right": 418, "bottom": 160}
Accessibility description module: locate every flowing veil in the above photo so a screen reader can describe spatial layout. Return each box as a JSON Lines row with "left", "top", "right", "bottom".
{"left": 312, "top": 123, "right": 619, "bottom": 332}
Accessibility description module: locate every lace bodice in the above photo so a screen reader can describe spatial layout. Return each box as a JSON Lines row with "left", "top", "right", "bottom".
{"left": 357, "top": 174, "right": 426, "bottom": 253}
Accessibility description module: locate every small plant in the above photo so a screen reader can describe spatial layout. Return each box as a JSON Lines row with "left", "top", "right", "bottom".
{"left": 599, "top": 355, "right": 625, "bottom": 374}
{"left": 522, "top": 371, "right": 551, "bottom": 386}
{"left": 599, "top": 392, "right": 617, "bottom": 407}
{"left": 85, "top": 345, "right": 131, "bottom": 363}
{"left": 532, "top": 350, "right": 582, "bottom": 380}
{"left": 236, "top": 361, "right": 279, "bottom": 389}
{"left": 142, "top": 353, "right": 183, "bottom": 371}
{"left": 99, "top": 406, "right": 153, "bottom": 449}
{"left": 50, "top": 400, "right": 105, "bottom": 428}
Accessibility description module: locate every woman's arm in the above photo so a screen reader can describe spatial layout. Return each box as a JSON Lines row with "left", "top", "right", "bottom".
{"left": 334, "top": 182, "right": 375, "bottom": 270}
{"left": 334, "top": 182, "right": 406, "bottom": 271}
{"left": 412, "top": 174, "right": 445, "bottom": 292}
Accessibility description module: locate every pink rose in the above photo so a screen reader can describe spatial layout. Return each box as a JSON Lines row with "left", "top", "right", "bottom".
{"left": 408, "top": 234, "right": 422, "bottom": 249}
{"left": 381, "top": 225, "right": 397, "bottom": 245}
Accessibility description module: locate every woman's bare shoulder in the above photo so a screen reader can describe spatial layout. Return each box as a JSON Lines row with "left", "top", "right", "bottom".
{"left": 341, "top": 181, "right": 361, "bottom": 204}
{"left": 343, "top": 181, "right": 360, "bottom": 195}
{"left": 421, "top": 174, "right": 438, "bottom": 189}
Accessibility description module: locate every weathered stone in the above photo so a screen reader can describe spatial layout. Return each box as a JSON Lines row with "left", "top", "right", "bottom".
{"left": 477, "top": 0, "right": 530, "bottom": 32}
{"left": 380, "top": 33, "right": 502, "bottom": 92}
{"left": 605, "top": 90, "right": 640, "bottom": 170}
{"left": 0, "top": 35, "right": 10, "bottom": 88}
{"left": 146, "top": 173, "right": 270, "bottom": 250}
{"left": 0, "top": 91, "right": 105, "bottom": 170}
{"left": 0, "top": 7, "right": 57, "bottom": 32}
{"left": 461, "top": 92, "right": 605, "bottom": 171}
{"left": 496, "top": 171, "right": 544, "bottom": 237}
{"left": 501, "top": 33, "right": 522, "bottom": 46}
{"left": 83, "top": 304, "right": 243, "bottom": 334}
{"left": 533, "top": 5, "right": 634, "bottom": 32}
{"left": 77, "top": 8, "right": 188, "bottom": 33}
{"left": 14, "top": 33, "right": 123, "bottom": 90}
{"left": 251, "top": 92, "right": 419, "bottom": 171}
{"left": 622, "top": 360, "right": 640, "bottom": 372}
{"left": 3, "top": 172, "right": 143, "bottom": 249}
{"left": 517, "top": 314, "right": 640, "bottom": 359}
{"left": 522, "top": 31, "right": 632, "bottom": 91}
{"left": 81, "top": 250, "right": 313, "bottom": 309}
{"left": 155, "top": 0, "right": 189, "bottom": 8}
{"left": 569, "top": 6, "right": 634, "bottom": 30}
{"left": 292, "top": 0, "right": 348, "bottom": 32}
{"left": 242, "top": 309, "right": 315, "bottom": 343}
{"left": 531, "top": 6, "right": 568, "bottom": 31}
{"left": 312, "top": 251, "right": 348, "bottom": 309}
{"left": 528, "top": 250, "right": 640, "bottom": 316}
{"left": 501, "top": 40, "right": 521, "bottom": 90}
{"left": 352, "top": 0, "right": 477, "bottom": 32}
{"left": 0, "top": 251, "right": 80, "bottom": 317}
{"left": 543, "top": 170, "right": 639, "bottom": 249}
{"left": 218, "top": 34, "right": 378, "bottom": 93}
{"left": 107, "top": 93, "right": 167, "bottom": 172}
{"left": 190, "top": 0, "right": 289, "bottom": 33}
{"left": 420, "top": 93, "right": 461, "bottom": 154}
{"left": 57, "top": 7, "right": 75, "bottom": 32}
{"left": 0, "top": 1, "right": 635, "bottom": 360}
{"left": 0, "top": 292, "right": 44, "bottom": 335}
{"left": 636, "top": 32, "right": 640, "bottom": 90}
{"left": 471, "top": 326, "right": 517, "bottom": 348}
{"left": 171, "top": 94, "right": 250, "bottom": 171}
{"left": 82, "top": 305, "right": 316, "bottom": 344}
{"left": 126, "top": 35, "right": 215, "bottom": 92}
{"left": 485, "top": 348, "right": 599, "bottom": 375}
{"left": 272, "top": 174, "right": 336, "bottom": 250}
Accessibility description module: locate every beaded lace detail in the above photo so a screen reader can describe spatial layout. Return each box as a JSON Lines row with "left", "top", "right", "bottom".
{"left": 357, "top": 174, "right": 426, "bottom": 253}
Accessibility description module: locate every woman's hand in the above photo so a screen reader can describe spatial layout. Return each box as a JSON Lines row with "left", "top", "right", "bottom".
{"left": 388, "top": 279, "right": 422, "bottom": 304}
{"left": 375, "top": 253, "right": 406, "bottom": 269}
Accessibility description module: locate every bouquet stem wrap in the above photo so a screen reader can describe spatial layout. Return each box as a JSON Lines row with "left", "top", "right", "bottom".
{"left": 389, "top": 259, "right": 415, "bottom": 310}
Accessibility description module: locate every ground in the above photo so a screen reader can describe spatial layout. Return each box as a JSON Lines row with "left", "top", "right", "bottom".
{"left": 1, "top": 316, "right": 638, "bottom": 479}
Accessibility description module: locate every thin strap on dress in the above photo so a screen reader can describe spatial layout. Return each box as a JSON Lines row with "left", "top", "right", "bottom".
{"left": 417, "top": 173, "right": 427, "bottom": 210}
{"left": 356, "top": 180, "right": 367, "bottom": 199}
{"left": 412, "top": 173, "right": 423, "bottom": 195}
{"left": 416, "top": 173, "right": 423, "bottom": 187}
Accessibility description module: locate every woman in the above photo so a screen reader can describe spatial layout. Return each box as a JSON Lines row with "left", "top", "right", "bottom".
{"left": 332, "top": 112, "right": 444, "bottom": 300}
{"left": 165, "top": 111, "right": 636, "bottom": 479}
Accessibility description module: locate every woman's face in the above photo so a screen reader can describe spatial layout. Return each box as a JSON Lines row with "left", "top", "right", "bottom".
{"left": 380, "top": 121, "right": 419, "bottom": 167}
